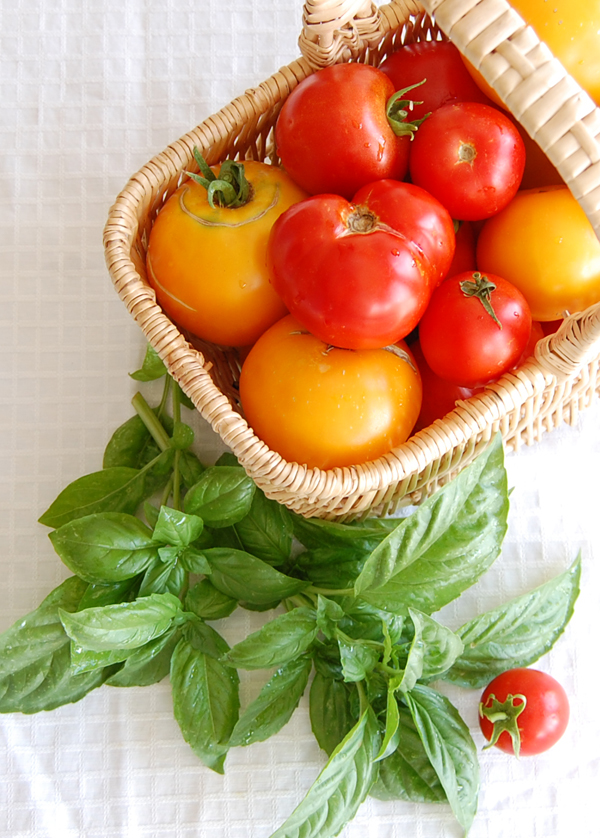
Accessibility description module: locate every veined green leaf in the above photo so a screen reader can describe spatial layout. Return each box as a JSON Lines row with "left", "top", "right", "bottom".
{"left": 152, "top": 506, "right": 204, "bottom": 548}
{"left": 405, "top": 684, "right": 479, "bottom": 832}
{"left": 183, "top": 466, "right": 255, "bottom": 528}
{"left": 203, "top": 548, "right": 309, "bottom": 606}
{"left": 444, "top": 554, "right": 581, "bottom": 688}
{"left": 222, "top": 608, "right": 318, "bottom": 670}
{"left": 355, "top": 436, "right": 508, "bottom": 614}
{"left": 399, "top": 609, "right": 464, "bottom": 693}
{"left": 309, "top": 672, "right": 358, "bottom": 757}
{"left": 230, "top": 656, "right": 312, "bottom": 747}
{"left": 269, "top": 707, "right": 380, "bottom": 838}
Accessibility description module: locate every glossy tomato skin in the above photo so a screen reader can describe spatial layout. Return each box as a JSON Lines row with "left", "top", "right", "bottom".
{"left": 352, "top": 179, "right": 456, "bottom": 289}
{"left": 476, "top": 186, "right": 600, "bottom": 321}
{"left": 146, "top": 161, "right": 307, "bottom": 347}
{"left": 446, "top": 220, "right": 477, "bottom": 278}
{"left": 275, "top": 63, "right": 410, "bottom": 199}
{"left": 239, "top": 315, "right": 422, "bottom": 470}
{"left": 267, "top": 185, "right": 439, "bottom": 350}
{"left": 409, "top": 102, "right": 526, "bottom": 221}
{"left": 479, "top": 668, "right": 570, "bottom": 756}
{"left": 411, "top": 340, "right": 481, "bottom": 432}
{"left": 379, "top": 40, "right": 494, "bottom": 122}
{"left": 418, "top": 271, "right": 532, "bottom": 388}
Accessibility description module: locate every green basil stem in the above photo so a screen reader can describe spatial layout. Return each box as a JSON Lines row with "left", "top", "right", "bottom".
{"left": 132, "top": 391, "right": 172, "bottom": 451}
{"left": 307, "top": 585, "right": 355, "bottom": 597}
{"left": 171, "top": 384, "right": 182, "bottom": 511}
{"left": 157, "top": 374, "right": 172, "bottom": 418}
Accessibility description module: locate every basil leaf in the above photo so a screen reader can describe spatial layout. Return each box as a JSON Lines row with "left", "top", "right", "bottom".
{"left": 70, "top": 643, "right": 133, "bottom": 675}
{"left": 232, "top": 488, "right": 294, "bottom": 566}
{"left": 183, "top": 466, "right": 255, "bottom": 528}
{"left": 0, "top": 644, "right": 112, "bottom": 714}
{"left": 170, "top": 632, "right": 240, "bottom": 774}
{"left": 230, "top": 655, "right": 312, "bottom": 746}
{"left": 152, "top": 506, "right": 204, "bottom": 548}
{"left": 309, "top": 672, "right": 358, "bottom": 756}
{"left": 295, "top": 547, "right": 367, "bottom": 590}
{"left": 179, "top": 449, "right": 206, "bottom": 488}
{"left": 355, "top": 435, "right": 508, "bottom": 614}
{"left": 138, "top": 558, "right": 186, "bottom": 598}
{"left": 102, "top": 414, "right": 160, "bottom": 469}
{"left": 405, "top": 684, "right": 479, "bottom": 832}
{"left": 49, "top": 512, "right": 159, "bottom": 584}
{"left": 129, "top": 344, "right": 167, "bottom": 381}
{"left": 338, "top": 639, "right": 379, "bottom": 683}
{"left": 0, "top": 576, "right": 87, "bottom": 678}
{"left": 59, "top": 592, "right": 183, "bottom": 652}
{"left": 106, "top": 628, "right": 181, "bottom": 688}
{"left": 202, "top": 548, "right": 309, "bottom": 606}
{"left": 292, "top": 513, "right": 396, "bottom": 553}
{"left": 338, "top": 600, "right": 404, "bottom": 644}
{"left": 222, "top": 608, "right": 318, "bottom": 670}
{"left": 316, "top": 596, "right": 345, "bottom": 640}
{"left": 38, "top": 449, "right": 175, "bottom": 528}
{"left": 185, "top": 579, "right": 237, "bottom": 621}
{"left": 78, "top": 578, "right": 138, "bottom": 611}
{"left": 444, "top": 555, "right": 581, "bottom": 688}
{"left": 270, "top": 706, "right": 380, "bottom": 838}
{"left": 370, "top": 705, "right": 447, "bottom": 803}
{"left": 399, "top": 609, "right": 464, "bottom": 693}
{"left": 375, "top": 681, "right": 401, "bottom": 762}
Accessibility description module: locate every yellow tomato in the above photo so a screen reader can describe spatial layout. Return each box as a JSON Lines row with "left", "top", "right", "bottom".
{"left": 476, "top": 186, "right": 600, "bottom": 321}
{"left": 463, "top": 1, "right": 600, "bottom": 107}
{"left": 146, "top": 161, "right": 307, "bottom": 347}
{"left": 239, "top": 315, "right": 422, "bottom": 470}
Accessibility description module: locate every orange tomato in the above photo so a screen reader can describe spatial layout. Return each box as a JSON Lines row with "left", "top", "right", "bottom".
{"left": 476, "top": 186, "right": 600, "bottom": 321}
{"left": 239, "top": 316, "right": 422, "bottom": 469}
{"left": 146, "top": 161, "right": 307, "bottom": 347}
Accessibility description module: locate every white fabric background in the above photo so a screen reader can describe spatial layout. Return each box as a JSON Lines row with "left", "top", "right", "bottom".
{"left": 1, "top": 1, "right": 599, "bottom": 836}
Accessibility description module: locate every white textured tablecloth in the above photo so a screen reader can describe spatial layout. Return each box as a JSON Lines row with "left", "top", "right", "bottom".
{"left": 1, "top": 2, "right": 600, "bottom": 836}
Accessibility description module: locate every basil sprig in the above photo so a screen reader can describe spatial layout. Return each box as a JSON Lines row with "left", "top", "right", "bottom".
{"left": 0, "top": 346, "right": 581, "bottom": 837}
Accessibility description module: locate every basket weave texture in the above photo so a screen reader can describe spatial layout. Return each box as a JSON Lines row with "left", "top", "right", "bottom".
{"left": 103, "top": 0, "right": 600, "bottom": 520}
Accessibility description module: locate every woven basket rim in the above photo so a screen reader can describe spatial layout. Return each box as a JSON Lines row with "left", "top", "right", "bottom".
{"left": 103, "top": 0, "right": 600, "bottom": 517}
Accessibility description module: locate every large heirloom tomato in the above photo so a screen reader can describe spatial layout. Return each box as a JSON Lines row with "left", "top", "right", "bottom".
{"left": 146, "top": 160, "right": 307, "bottom": 347}
{"left": 239, "top": 315, "right": 422, "bottom": 470}
{"left": 476, "top": 185, "right": 600, "bottom": 321}
{"left": 275, "top": 63, "right": 421, "bottom": 199}
{"left": 418, "top": 270, "right": 532, "bottom": 388}
{"left": 409, "top": 102, "right": 526, "bottom": 221}
{"left": 379, "top": 40, "right": 494, "bottom": 122}
{"left": 479, "top": 668, "right": 570, "bottom": 757}
{"left": 267, "top": 180, "right": 454, "bottom": 350}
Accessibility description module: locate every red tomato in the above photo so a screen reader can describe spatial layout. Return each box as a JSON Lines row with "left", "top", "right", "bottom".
{"left": 352, "top": 179, "right": 456, "bottom": 288}
{"left": 239, "top": 315, "right": 422, "bottom": 469}
{"left": 446, "top": 220, "right": 477, "bottom": 278}
{"left": 479, "top": 668, "right": 570, "bottom": 757}
{"left": 411, "top": 340, "right": 481, "bottom": 432}
{"left": 267, "top": 181, "right": 451, "bottom": 349}
{"left": 409, "top": 102, "right": 526, "bottom": 220}
{"left": 418, "top": 270, "right": 532, "bottom": 387}
{"left": 379, "top": 39, "right": 495, "bottom": 122}
{"left": 275, "top": 63, "right": 417, "bottom": 199}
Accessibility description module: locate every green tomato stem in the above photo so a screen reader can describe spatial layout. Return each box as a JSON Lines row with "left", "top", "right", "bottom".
{"left": 479, "top": 692, "right": 527, "bottom": 757}
{"left": 386, "top": 79, "right": 430, "bottom": 138}
{"left": 460, "top": 272, "right": 503, "bottom": 329}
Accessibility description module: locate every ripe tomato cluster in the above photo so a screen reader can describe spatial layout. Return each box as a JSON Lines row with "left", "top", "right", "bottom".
{"left": 146, "top": 40, "right": 600, "bottom": 470}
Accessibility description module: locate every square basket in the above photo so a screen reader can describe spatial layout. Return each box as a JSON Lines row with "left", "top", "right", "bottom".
{"left": 103, "top": 0, "right": 600, "bottom": 520}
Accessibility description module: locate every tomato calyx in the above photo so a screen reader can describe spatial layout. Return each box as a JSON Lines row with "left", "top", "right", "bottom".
{"left": 386, "top": 80, "right": 431, "bottom": 138}
{"left": 460, "top": 272, "right": 503, "bottom": 329}
{"left": 479, "top": 692, "right": 528, "bottom": 757}
{"left": 186, "top": 147, "right": 252, "bottom": 209}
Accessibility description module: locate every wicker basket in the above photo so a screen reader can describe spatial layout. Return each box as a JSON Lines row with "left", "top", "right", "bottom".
{"left": 103, "top": 0, "right": 600, "bottom": 520}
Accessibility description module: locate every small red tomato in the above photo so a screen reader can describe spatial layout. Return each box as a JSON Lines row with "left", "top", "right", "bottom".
{"left": 379, "top": 40, "right": 495, "bottom": 123}
{"left": 418, "top": 270, "right": 532, "bottom": 387}
{"left": 409, "top": 102, "right": 526, "bottom": 220}
{"left": 275, "top": 63, "right": 419, "bottom": 199}
{"left": 479, "top": 668, "right": 570, "bottom": 757}
{"left": 267, "top": 182, "right": 446, "bottom": 350}
{"left": 445, "top": 220, "right": 477, "bottom": 279}
{"left": 410, "top": 340, "right": 481, "bottom": 432}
